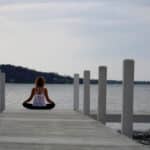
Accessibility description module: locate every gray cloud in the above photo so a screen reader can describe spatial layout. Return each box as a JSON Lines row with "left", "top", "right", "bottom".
{"left": 0, "top": 0, "right": 150, "bottom": 80}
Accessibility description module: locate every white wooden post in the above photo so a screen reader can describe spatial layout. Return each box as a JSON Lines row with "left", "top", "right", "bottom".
{"left": 0, "top": 72, "right": 2, "bottom": 112}
{"left": 97, "top": 66, "right": 107, "bottom": 124}
{"left": 0, "top": 72, "right": 5, "bottom": 112}
{"left": 83, "top": 70, "right": 90, "bottom": 115}
{"left": 73, "top": 74, "right": 79, "bottom": 111}
{"left": 121, "top": 59, "right": 134, "bottom": 138}
{"left": 1, "top": 73, "right": 5, "bottom": 111}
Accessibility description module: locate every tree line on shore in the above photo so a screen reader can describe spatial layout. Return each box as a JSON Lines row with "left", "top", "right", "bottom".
{"left": 0, "top": 64, "right": 149, "bottom": 84}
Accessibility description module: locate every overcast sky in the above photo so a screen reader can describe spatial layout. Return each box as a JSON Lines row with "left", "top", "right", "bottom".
{"left": 0, "top": 0, "right": 150, "bottom": 80}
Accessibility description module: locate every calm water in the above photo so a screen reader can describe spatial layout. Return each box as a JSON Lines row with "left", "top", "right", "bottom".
{"left": 6, "top": 84, "right": 150, "bottom": 130}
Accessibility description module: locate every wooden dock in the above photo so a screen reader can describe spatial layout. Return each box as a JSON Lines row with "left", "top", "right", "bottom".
{"left": 0, "top": 109, "right": 148, "bottom": 150}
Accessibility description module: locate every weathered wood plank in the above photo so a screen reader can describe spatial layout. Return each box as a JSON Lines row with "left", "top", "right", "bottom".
{"left": 0, "top": 110, "right": 148, "bottom": 150}
{"left": 90, "top": 113, "right": 150, "bottom": 123}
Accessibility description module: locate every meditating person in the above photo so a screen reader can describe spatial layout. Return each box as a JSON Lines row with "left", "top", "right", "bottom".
{"left": 23, "top": 76, "right": 55, "bottom": 109}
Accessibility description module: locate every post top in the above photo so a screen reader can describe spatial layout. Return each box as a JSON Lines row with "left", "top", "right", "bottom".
{"left": 74, "top": 73, "right": 79, "bottom": 76}
{"left": 84, "top": 70, "right": 90, "bottom": 73}
{"left": 99, "top": 66, "right": 107, "bottom": 69}
{"left": 124, "top": 59, "right": 134, "bottom": 63}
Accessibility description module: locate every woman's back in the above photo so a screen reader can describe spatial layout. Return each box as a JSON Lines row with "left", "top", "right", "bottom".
{"left": 32, "top": 87, "right": 46, "bottom": 106}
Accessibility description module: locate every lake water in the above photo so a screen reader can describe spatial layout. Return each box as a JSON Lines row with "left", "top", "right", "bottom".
{"left": 5, "top": 84, "right": 150, "bottom": 130}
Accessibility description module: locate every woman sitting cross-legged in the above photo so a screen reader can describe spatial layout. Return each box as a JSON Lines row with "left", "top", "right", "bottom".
{"left": 23, "top": 76, "right": 55, "bottom": 110}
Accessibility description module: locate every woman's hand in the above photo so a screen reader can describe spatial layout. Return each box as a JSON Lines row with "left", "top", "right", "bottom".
{"left": 23, "top": 88, "right": 35, "bottom": 104}
{"left": 48, "top": 100, "right": 53, "bottom": 104}
{"left": 23, "top": 100, "right": 29, "bottom": 104}
{"left": 44, "top": 88, "right": 54, "bottom": 104}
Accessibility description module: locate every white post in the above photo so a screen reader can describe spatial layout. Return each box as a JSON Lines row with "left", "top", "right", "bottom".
{"left": 83, "top": 70, "right": 90, "bottom": 115}
{"left": 121, "top": 59, "right": 134, "bottom": 138}
{"left": 0, "top": 72, "right": 5, "bottom": 112}
{"left": 0, "top": 72, "right": 2, "bottom": 112}
{"left": 97, "top": 66, "right": 107, "bottom": 124}
{"left": 73, "top": 74, "right": 79, "bottom": 111}
{"left": 1, "top": 73, "right": 5, "bottom": 111}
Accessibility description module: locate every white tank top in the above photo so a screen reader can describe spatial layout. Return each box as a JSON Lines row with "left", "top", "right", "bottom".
{"left": 33, "top": 89, "right": 46, "bottom": 107}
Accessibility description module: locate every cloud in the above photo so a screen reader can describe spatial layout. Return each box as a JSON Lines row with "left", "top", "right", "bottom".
{"left": 0, "top": 0, "right": 150, "bottom": 79}
{"left": 0, "top": 1, "right": 104, "bottom": 12}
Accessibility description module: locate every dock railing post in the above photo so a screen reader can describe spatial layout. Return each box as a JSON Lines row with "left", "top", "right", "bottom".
{"left": 0, "top": 72, "right": 5, "bottom": 112}
{"left": 83, "top": 70, "right": 90, "bottom": 115}
{"left": 73, "top": 74, "right": 79, "bottom": 111}
{"left": 97, "top": 66, "right": 107, "bottom": 124}
{"left": 121, "top": 59, "right": 134, "bottom": 138}
{"left": 0, "top": 71, "right": 2, "bottom": 112}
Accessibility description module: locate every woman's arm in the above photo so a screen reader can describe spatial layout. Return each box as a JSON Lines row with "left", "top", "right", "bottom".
{"left": 24, "top": 88, "right": 35, "bottom": 103}
{"left": 44, "top": 88, "right": 53, "bottom": 103}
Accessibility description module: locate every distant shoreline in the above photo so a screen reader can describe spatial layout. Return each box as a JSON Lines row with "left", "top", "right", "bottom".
{"left": 4, "top": 81, "right": 150, "bottom": 85}
{"left": 0, "top": 64, "right": 150, "bottom": 85}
